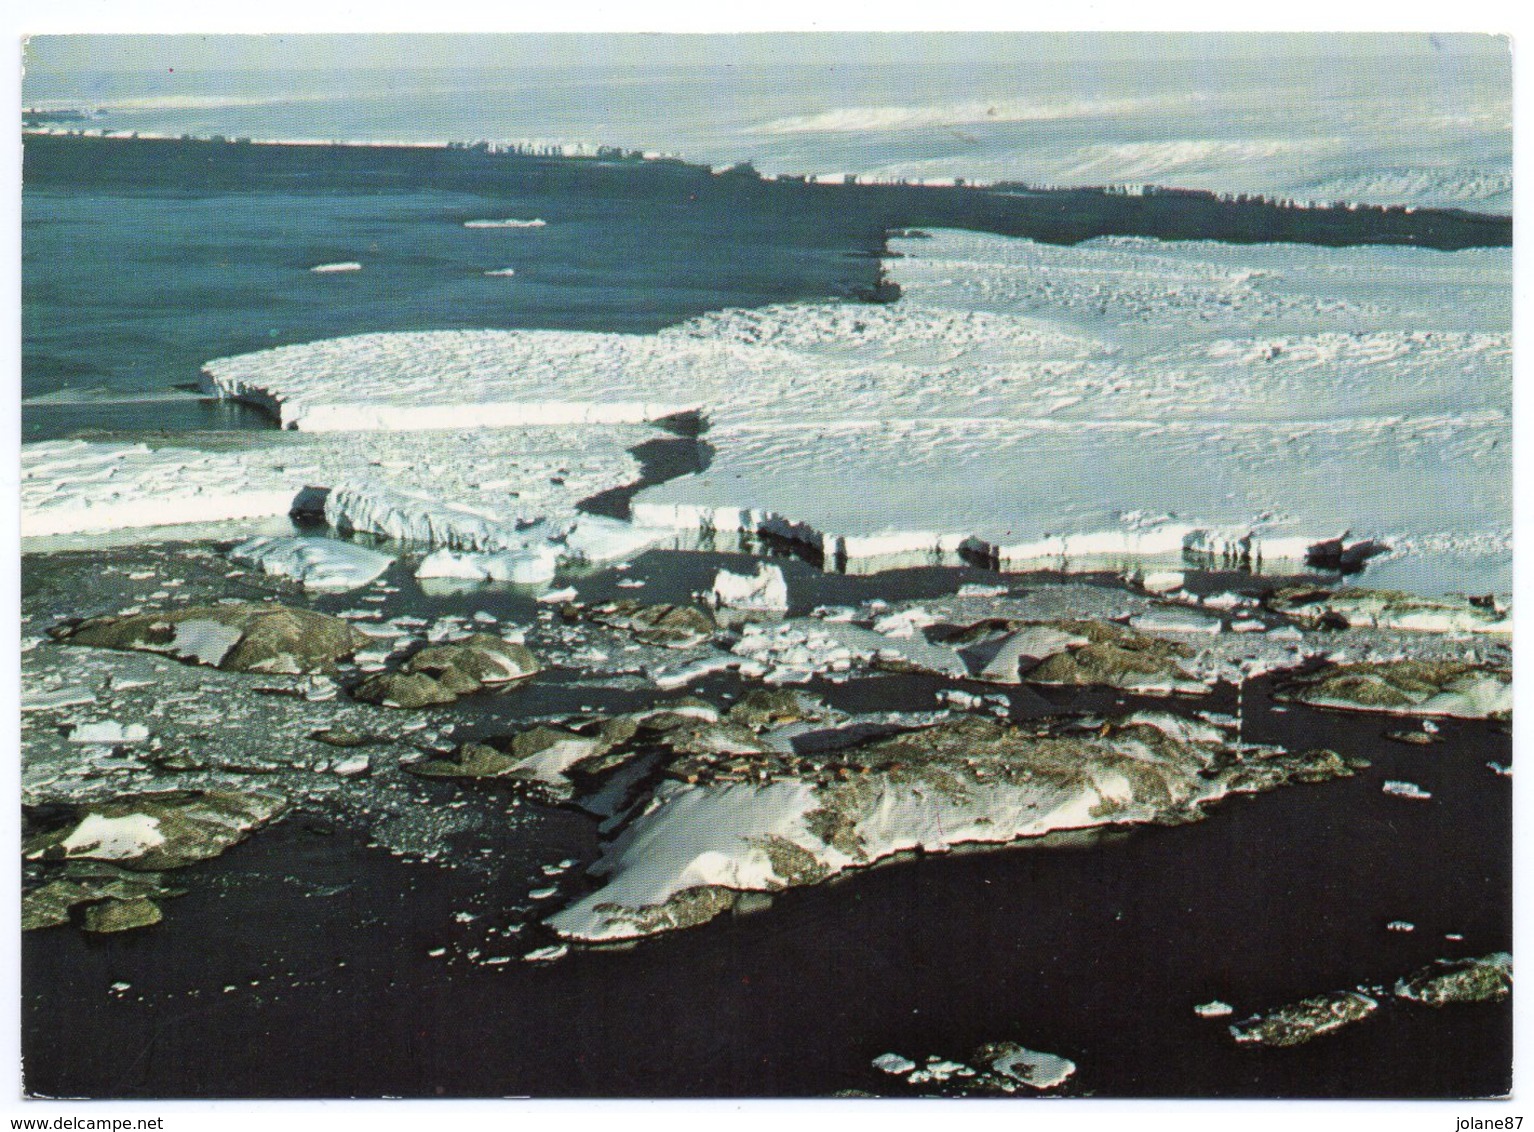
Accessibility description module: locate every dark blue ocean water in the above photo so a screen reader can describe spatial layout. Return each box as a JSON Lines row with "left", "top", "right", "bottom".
{"left": 21, "top": 144, "right": 887, "bottom": 440}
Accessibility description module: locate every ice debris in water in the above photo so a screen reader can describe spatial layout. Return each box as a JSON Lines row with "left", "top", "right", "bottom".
{"left": 1194, "top": 1000, "right": 1235, "bottom": 1018}
{"left": 1386, "top": 921, "right": 1416, "bottom": 933}
{"left": 1382, "top": 780, "right": 1432, "bottom": 800}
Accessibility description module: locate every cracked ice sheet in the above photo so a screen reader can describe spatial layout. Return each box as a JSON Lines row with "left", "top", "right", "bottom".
{"left": 21, "top": 425, "right": 648, "bottom": 546}
{"left": 636, "top": 231, "right": 1509, "bottom": 593}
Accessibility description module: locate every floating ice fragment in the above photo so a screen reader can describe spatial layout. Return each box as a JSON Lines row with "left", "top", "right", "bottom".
{"left": 309, "top": 262, "right": 362, "bottom": 273}
{"left": 710, "top": 563, "right": 789, "bottom": 612}
{"left": 1195, "top": 1000, "right": 1234, "bottom": 1018}
{"left": 523, "top": 944, "right": 568, "bottom": 962}
{"left": 23, "top": 687, "right": 97, "bottom": 712}
{"left": 417, "top": 546, "right": 559, "bottom": 585}
{"left": 332, "top": 754, "right": 371, "bottom": 778}
{"left": 67, "top": 721, "right": 149, "bottom": 744}
{"left": 956, "top": 583, "right": 1009, "bottom": 598}
{"left": 464, "top": 218, "right": 546, "bottom": 228}
{"left": 1382, "top": 780, "right": 1432, "bottom": 800}
{"left": 980, "top": 1044, "right": 1076, "bottom": 1089}
{"left": 1141, "top": 571, "right": 1186, "bottom": 594}
{"left": 872, "top": 1053, "right": 917, "bottom": 1076}
{"left": 229, "top": 535, "right": 393, "bottom": 592}
{"left": 539, "top": 587, "right": 579, "bottom": 604}
{"left": 1386, "top": 921, "right": 1415, "bottom": 933}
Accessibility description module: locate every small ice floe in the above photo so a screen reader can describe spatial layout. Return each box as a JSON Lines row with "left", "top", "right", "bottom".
{"left": 652, "top": 655, "right": 738, "bottom": 691}
{"left": 1141, "top": 570, "right": 1186, "bottom": 594}
{"left": 523, "top": 944, "right": 568, "bottom": 963}
{"left": 66, "top": 720, "right": 149, "bottom": 744}
{"left": 417, "top": 546, "right": 559, "bottom": 585}
{"left": 309, "top": 261, "right": 362, "bottom": 273}
{"left": 23, "top": 686, "right": 97, "bottom": 712}
{"left": 908, "top": 1058, "right": 975, "bottom": 1084}
{"left": 977, "top": 1043, "right": 1076, "bottom": 1090}
{"left": 872, "top": 1052, "right": 917, "bottom": 1076}
{"left": 810, "top": 605, "right": 857, "bottom": 622}
{"left": 872, "top": 607, "right": 938, "bottom": 638}
{"left": 1486, "top": 762, "right": 1512, "bottom": 777}
{"left": 109, "top": 982, "right": 132, "bottom": 995}
{"left": 528, "top": 886, "right": 559, "bottom": 901}
{"left": 939, "top": 689, "right": 983, "bottom": 711}
{"left": 1386, "top": 920, "right": 1416, "bottom": 933}
{"left": 472, "top": 611, "right": 498, "bottom": 624}
{"left": 1229, "top": 619, "right": 1267, "bottom": 633}
{"left": 538, "top": 587, "right": 579, "bottom": 604}
{"left": 710, "top": 563, "right": 789, "bottom": 612}
{"left": 1194, "top": 1000, "right": 1234, "bottom": 1018}
{"left": 331, "top": 754, "right": 371, "bottom": 778}
{"left": 1129, "top": 608, "right": 1222, "bottom": 634}
{"left": 464, "top": 218, "right": 546, "bottom": 228}
{"left": 1422, "top": 719, "right": 1441, "bottom": 734}
{"left": 483, "top": 268, "right": 517, "bottom": 277}
{"left": 957, "top": 583, "right": 1009, "bottom": 598}
{"left": 616, "top": 578, "right": 646, "bottom": 589}
{"left": 1382, "top": 780, "right": 1432, "bottom": 800}
{"left": 229, "top": 535, "right": 394, "bottom": 592}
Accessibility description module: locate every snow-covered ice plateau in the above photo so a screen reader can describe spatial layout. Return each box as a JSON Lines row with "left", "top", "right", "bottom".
{"left": 37, "top": 227, "right": 1511, "bottom": 597}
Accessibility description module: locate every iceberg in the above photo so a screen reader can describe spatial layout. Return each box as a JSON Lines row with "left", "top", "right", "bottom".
{"left": 228, "top": 535, "right": 393, "bottom": 591}
{"left": 463, "top": 218, "right": 546, "bottom": 228}
{"left": 710, "top": 564, "right": 789, "bottom": 612}
{"left": 415, "top": 546, "right": 559, "bottom": 585}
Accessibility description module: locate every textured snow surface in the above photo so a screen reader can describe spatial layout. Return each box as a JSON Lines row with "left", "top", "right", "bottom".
{"left": 638, "top": 232, "right": 1510, "bottom": 590}
{"left": 21, "top": 427, "right": 646, "bottom": 547}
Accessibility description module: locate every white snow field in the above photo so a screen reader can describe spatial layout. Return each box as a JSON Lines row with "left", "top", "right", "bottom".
{"left": 32, "top": 228, "right": 1509, "bottom": 595}
{"left": 645, "top": 232, "right": 1510, "bottom": 591}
